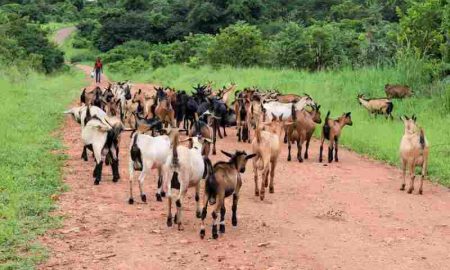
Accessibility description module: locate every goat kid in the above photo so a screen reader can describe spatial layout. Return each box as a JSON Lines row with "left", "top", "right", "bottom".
{"left": 319, "top": 111, "right": 353, "bottom": 163}
{"left": 357, "top": 94, "right": 393, "bottom": 119}
{"left": 200, "top": 150, "right": 255, "bottom": 239}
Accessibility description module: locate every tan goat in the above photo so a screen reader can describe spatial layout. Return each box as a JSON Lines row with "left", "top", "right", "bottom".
{"left": 319, "top": 111, "right": 353, "bottom": 163}
{"left": 252, "top": 113, "right": 286, "bottom": 200}
{"left": 357, "top": 94, "right": 394, "bottom": 119}
{"left": 399, "top": 115, "right": 429, "bottom": 194}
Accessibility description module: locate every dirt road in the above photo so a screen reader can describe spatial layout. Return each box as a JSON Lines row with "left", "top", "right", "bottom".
{"left": 40, "top": 29, "right": 450, "bottom": 270}
{"left": 54, "top": 26, "right": 76, "bottom": 46}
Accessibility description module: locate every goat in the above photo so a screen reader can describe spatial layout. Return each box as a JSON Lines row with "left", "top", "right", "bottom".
{"left": 357, "top": 94, "right": 393, "bottom": 119}
{"left": 287, "top": 104, "right": 322, "bottom": 162}
{"left": 80, "top": 87, "right": 103, "bottom": 108}
{"left": 199, "top": 150, "right": 255, "bottom": 239}
{"left": 128, "top": 127, "right": 180, "bottom": 204}
{"left": 132, "top": 89, "right": 156, "bottom": 119}
{"left": 155, "top": 87, "right": 176, "bottom": 127}
{"left": 164, "top": 136, "right": 213, "bottom": 231}
{"left": 276, "top": 93, "right": 311, "bottom": 103}
{"left": 81, "top": 108, "right": 123, "bottom": 185}
{"left": 189, "top": 112, "right": 215, "bottom": 155}
{"left": 399, "top": 115, "right": 429, "bottom": 194}
{"left": 319, "top": 111, "right": 353, "bottom": 163}
{"left": 252, "top": 114, "right": 287, "bottom": 200}
{"left": 262, "top": 97, "right": 316, "bottom": 121}
{"left": 235, "top": 97, "right": 251, "bottom": 143}
{"left": 385, "top": 84, "right": 413, "bottom": 99}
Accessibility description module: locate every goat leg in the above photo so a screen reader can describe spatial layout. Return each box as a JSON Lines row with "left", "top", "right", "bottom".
{"left": 334, "top": 137, "right": 339, "bottom": 162}
{"left": 400, "top": 160, "right": 407, "bottom": 191}
{"left": 232, "top": 194, "right": 239, "bottom": 226}
{"left": 93, "top": 161, "right": 103, "bottom": 185}
{"left": 81, "top": 146, "right": 88, "bottom": 161}
{"left": 219, "top": 206, "right": 226, "bottom": 234}
{"left": 112, "top": 159, "right": 120, "bottom": 182}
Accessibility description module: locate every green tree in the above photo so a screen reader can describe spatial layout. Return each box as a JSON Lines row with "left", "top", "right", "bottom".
{"left": 208, "top": 22, "right": 266, "bottom": 67}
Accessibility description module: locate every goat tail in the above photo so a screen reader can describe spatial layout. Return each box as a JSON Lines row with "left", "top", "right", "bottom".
{"left": 255, "top": 124, "right": 262, "bottom": 144}
{"left": 291, "top": 102, "right": 297, "bottom": 121}
{"left": 325, "top": 110, "right": 331, "bottom": 122}
{"left": 419, "top": 128, "right": 425, "bottom": 149}
{"left": 386, "top": 102, "right": 394, "bottom": 115}
{"left": 205, "top": 164, "right": 217, "bottom": 205}
{"left": 171, "top": 132, "right": 180, "bottom": 168}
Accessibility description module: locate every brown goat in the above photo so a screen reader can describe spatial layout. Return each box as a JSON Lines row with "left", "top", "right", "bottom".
{"left": 252, "top": 114, "right": 286, "bottom": 200}
{"left": 385, "top": 84, "right": 413, "bottom": 99}
{"left": 155, "top": 87, "right": 176, "bottom": 127}
{"left": 200, "top": 150, "right": 255, "bottom": 239}
{"left": 319, "top": 111, "right": 353, "bottom": 163}
{"left": 399, "top": 115, "right": 429, "bottom": 194}
{"left": 287, "top": 104, "right": 322, "bottom": 162}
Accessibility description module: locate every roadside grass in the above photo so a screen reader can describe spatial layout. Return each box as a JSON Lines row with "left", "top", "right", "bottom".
{"left": 108, "top": 64, "right": 450, "bottom": 185}
{"left": 57, "top": 28, "right": 99, "bottom": 65}
{"left": 0, "top": 68, "right": 85, "bottom": 269}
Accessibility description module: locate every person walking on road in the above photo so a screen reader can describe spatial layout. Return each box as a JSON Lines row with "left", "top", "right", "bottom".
{"left": 93, "top": 57, "right": 103, "bottom": 84}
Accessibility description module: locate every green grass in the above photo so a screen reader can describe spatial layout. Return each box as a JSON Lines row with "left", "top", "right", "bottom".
{"left": 0, "top": 68, "right": 85, "bottom": 269}
{"left": 108, "top": 64, "right": 450, "bottom": 185}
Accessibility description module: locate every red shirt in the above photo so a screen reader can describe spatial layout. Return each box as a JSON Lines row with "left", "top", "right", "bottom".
{"left": 95, "top": 61, "right": 103, "bottom": 69}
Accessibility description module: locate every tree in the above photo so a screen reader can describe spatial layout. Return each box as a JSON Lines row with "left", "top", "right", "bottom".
{"left": 208, "top": 22, "right": 266, "bottom": 67}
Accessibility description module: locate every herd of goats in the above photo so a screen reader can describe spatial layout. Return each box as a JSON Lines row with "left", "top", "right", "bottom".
{"left": 64, "top": 81, "right": 429, "bottom": 239}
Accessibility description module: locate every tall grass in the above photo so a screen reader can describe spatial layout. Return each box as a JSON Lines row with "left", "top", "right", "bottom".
{"left": 0, "top": 68, "right": 85, "bottom": 269}
{"left": 108, "top": 63, "right": 450, "bottom": 185}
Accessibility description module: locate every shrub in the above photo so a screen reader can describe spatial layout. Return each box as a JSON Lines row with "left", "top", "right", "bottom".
{"left": 108, "top": 56, "right": 149, "bottom": 75}
{"left": 72, "top": 37, "right": 90, "bottom": 49}
{"left": 70, "top": 52, "right": 96, "bottom": 63}
{"left": 149, "top": 51, "right": 168, "bottom": 69}
{"left": 208, "top": 22, "right": 267, "bottom": 67}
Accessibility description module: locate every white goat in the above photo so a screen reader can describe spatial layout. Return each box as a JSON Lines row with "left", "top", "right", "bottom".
{"left": 128, "top": 131, "right": 173, "bottom": 204}
{"left": 263, "top": 97, "right": 316, "bottom": 121}
{"left": 163, "top": 136, "right": 212, "bottom": 231}
{"left": 81, "top": 114, "right": 123, "bottom": 185}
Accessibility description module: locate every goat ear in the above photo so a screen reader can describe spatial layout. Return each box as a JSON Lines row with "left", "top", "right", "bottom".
{"left": 221, "top": 150, "right": 233, "bottom": 158}
{"left": 137, "top": 89, "right": 142, "bottom": 94}
{"left": 403, "top": 115, "right": 409, "bottom": 120}
{"left": 279, "top": 114, "right": 283, "bottom": 121}
{"left": 271, "top": 113, "right": 277, "bottom": 121}
{"left": 345, "top": 112, "right": 351, "bottom": 117}
{"left": 412, "top": 115, "right": 417, "bottom": 122}
{"left": 245, "top": 153, "right": 257, "bottom": 160}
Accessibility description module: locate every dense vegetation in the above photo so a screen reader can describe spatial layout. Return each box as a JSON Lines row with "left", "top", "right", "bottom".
{"left": 58, "top": 0, "right": 449, "bottom": 76}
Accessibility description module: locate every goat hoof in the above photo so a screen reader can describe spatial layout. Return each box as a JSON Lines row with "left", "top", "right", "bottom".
{"left": 167, "top": 216, "right": 173, "bottom": 227}
{"left": 255, "top": 190, "right": 259, "bottom": 196}
{"left": 407, "top": 188, "right": 414, "bottom": 194}
{"left": 298, "top": 158, "right": 303, "bottom": 163}
{"left": 112, "top": 176, "right": 119, "bottom": 183}
{"left": 94, "top": 180, "right": 100, "bottom": 185}
{"left": 260, "top": 194, "right": 265, "bottom": 201}
{"left": 156, "top": 193, "right": 162, "bottom": 202}
{"left": 319, "top": 158, "right": 323, "bottom": 163}
{"left": 400, "top": 184, "right": 406, "bottom": 191}
{"left": 335, "top": 158, "right": 339, "bottom": 162}
{"left": 419, "top": 189, "right": 423, "bottom": 195}
{"left": 269, "top": 187, "right": 274, "bottom": 193}
{"left": 304, "top": 154, "right": 309, "bottom": 160}
{"left": 141, "top": 194, "right": 147, "bottom": 202}
{"left": 196, "top": 210, "right": 202, "bottom": 219}
{"left": 212, "top": 151, "right": 216, "bottom": 155}
{"left": 220, "top": 224, "right": 225, "bottom": 234}
{"left": 174, "top": 214, "right": 178, "bottom": 224}
{"left": 178, "top": 224, "right": 184, "bottom": 231}
{"left": 128, "top": 198, "right": 134, "bottom": 205}
{"left": 200, "top": 229, "right": 205, "bottom": 239}
{"left": 287, "top": 156, "right": 291, "bottom": 161}
{"left": 232, "top": 218, "right": 237, "bottom": 227}
{"left": 160, "top": 191, "right": 166, "bottom": 197}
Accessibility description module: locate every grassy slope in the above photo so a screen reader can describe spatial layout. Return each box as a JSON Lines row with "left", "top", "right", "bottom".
{"left": 0, "top": 69, "right": 85, "bottom": 269}
{"left": 108, "top": 64, "right": 450, "bottom": 185}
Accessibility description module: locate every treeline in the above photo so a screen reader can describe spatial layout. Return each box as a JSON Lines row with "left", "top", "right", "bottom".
{"left": 0, "top": 0, "right": 449, "bottom": 76}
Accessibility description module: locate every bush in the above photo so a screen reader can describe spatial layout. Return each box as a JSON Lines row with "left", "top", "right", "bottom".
{"left": 108, "top": 56, "right": 149, "bottom": 75}
{"left": 149, "top": 51, "right": 168, "bottom": 69}
{"left": 208, "top": 22, "right": 267, "bottom": 67}
{"left": 76, "top": 19, "right": 100, "bottom": 39}
{"left": 70, "top": 52, "right": 96, "bottom": 63}
{"left": 72, "top": 37, "right": 90, "bottom": 49}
